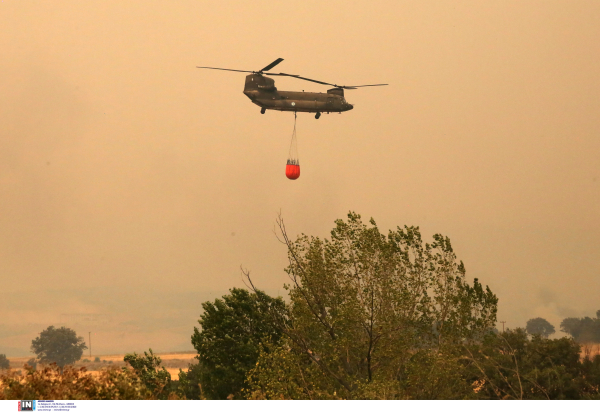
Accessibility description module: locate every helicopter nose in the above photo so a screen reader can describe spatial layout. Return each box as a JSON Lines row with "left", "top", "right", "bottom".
{"left": 347, "top": 103, "right": 354, "bottom": 110}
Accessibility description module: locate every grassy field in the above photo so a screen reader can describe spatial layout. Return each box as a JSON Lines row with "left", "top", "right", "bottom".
{"left": 6, "top": 352, "right": 198, "bottom": 380}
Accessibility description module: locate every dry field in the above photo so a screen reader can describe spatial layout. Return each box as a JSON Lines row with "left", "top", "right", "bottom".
{"left": 6, "top": 344, "right": 599, "bottom": 380}
{"left": 6, "top": 352, "right": 198, "bottom": 380}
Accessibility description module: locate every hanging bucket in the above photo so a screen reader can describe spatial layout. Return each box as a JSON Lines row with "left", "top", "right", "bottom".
{"left": 286, "top": 160, "right": 300, "bottom": 180}
{"left": 285, "top": 112, "right": 300, "bottom": 180}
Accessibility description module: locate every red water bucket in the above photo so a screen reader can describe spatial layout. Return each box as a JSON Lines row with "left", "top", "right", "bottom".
{"left": 286, "top": 164, "right": 300, "bottom": 180}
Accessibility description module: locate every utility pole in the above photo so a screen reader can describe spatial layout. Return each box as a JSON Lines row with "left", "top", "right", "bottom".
{"left": 499, "top": 321, "right": 506, "bottom": 332}
{"left": 89, "top": 332, "right": 92, "bottom": 358}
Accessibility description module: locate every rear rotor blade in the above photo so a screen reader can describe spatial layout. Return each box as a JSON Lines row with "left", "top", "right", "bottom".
{"left": 265, "top": 72, "right": 338, "bottom": 87}
{"left": 291, "top": 75, "right": 338, "bottom": 87}
{"left": 196, "top": 66, "right": 254, "bottom": 73}
{"left": 264, "top": 72, "right": 387, "bottom": 90}
{"left": 259, "top": 58, "right": 284, "bottom": 72}
{"left": 344, "top": 84, "right": 388, "bottom": 88}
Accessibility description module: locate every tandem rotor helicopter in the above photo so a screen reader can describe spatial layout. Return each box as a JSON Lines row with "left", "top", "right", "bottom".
{"left": 197, "top": 58, "right": 388, "bottom": 119}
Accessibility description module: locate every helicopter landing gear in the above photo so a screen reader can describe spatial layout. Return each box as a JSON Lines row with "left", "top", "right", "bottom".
{"left": 261, "top": 107, "right": 266, "bottom": 114}
{"left": 315, "top": 112, "right": 321, "bottom": 119}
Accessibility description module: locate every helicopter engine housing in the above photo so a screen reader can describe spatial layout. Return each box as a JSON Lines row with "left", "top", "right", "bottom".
{"left": 244, "top": 74, "right": 276, "bottom": 92}
{"left": 327, "top": 87, "right": 344, "bottom": 97}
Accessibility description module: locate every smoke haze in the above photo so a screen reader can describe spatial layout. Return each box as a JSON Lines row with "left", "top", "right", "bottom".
{"left": 1, "top": 1, "right": 599, "bottom": 356}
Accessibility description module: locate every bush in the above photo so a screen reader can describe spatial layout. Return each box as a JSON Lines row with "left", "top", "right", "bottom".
{"left": 124, "top": 349, "right": 172, "bottom": 400}
{"left": 0, "top": 364, "right": 153, "bottom": 400}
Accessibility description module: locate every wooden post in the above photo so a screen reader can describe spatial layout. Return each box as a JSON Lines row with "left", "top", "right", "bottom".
{"left": 499, "top": 321, "right": 506, "bottom": 332}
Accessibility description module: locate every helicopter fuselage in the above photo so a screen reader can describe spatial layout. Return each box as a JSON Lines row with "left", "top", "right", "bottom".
{"left": 242, "top": 74, "right": 353, "bottom": 114}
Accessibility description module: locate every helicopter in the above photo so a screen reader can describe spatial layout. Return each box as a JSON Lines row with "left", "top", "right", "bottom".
{"left": 197, "top": 58, "right": 387, "bottom": 119}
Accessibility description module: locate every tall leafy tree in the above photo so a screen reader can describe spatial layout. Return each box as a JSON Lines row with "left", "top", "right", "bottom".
{"left": 186, "top": 288, "right": 286, "bottom": 399}
{"left": 31, "top": 326, "right": 87, "bottom": 370}
{"left": 526, "top": 317, "right": 555, "bottom": 338}
{"left": 245, "top": 212, "right": 498, "bottom": 399}
{"left": 561, "top": 314, "right": 600, "bottom": 342}
{"left": 561, "top": 317, "right": 584, "bottom": 339}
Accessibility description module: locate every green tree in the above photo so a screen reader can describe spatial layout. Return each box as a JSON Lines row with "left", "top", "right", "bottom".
{"left": 580, "top": 355, "right": 600, "bottom": 399}
{"left": 462, "top": 328, "right": 600, "bottom": 399}
{"left": 0, "top": 354, "right": 9, "bottom": 370}
{"left": 124, "top": 349, "right": 172, "bottom": 399}
{"left": 579, "top": 317, "right": 600, "bottom": 342}
{"left": 31, "top": 326, "right": 87, "bottom": 370}
{"left": 245, "top": 212, "right": 498, "bottom": 399}
{"left": 186, "top": 288, "right": 286, "bottom": 399}
{"left": 526, "top": 317, "right": 555, "bottom": 338}
{"left": 561, "top": 317, "right": 583, "bottom": 339}
{"left": 561, "top": 314, "right": 600, "bottom": 342}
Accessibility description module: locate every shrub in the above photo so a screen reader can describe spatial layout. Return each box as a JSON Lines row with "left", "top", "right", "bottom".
{"left": 26, "top": 358, "right": 37, "bottom": 370}
{"left": 124, "top": 349, "right": 172, "bottom": 400}
{"left": 0, "top": 364, "right": 152, "bottom": 400}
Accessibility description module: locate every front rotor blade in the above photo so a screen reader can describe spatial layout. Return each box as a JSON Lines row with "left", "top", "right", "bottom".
{"left": 259, "top": 58, "right": 284, "bottom": 72}
{"left": 196, "top": 66, "right": 254, "bottom": 73}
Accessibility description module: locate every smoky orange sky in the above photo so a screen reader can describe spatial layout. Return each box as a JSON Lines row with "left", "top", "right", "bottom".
{"left": 1, "top": 1, "right": 599, "bottom": 356}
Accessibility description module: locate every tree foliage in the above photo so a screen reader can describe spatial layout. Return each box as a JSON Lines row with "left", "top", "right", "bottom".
{"left": 246, "top": 340, "right": 339, "bottom": 400}
{"left": 247, "top": 339, "right": 474, "bottom": 400}
{"left": 31, "top": 326, "right": 87, "bottom": 369}
{"left": 526, "top": 317, "right": 555, "bottom": 338}
{"left": 561, "top": 312, "right": 600, "bottom": 342}
{"left": 185, "top": 288, "right": 286, "bottom": 399}
{"left": 0, "top": 354, "right": 9, "bottom": 370}
{"left": 124, "top": 349, "right": 172, "bottom": 399}
{"left": 244, "top": 212, "right": 498, "bottom": 399}
{"left": 462, "top": 328, "right": 600, "bottom": 399}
